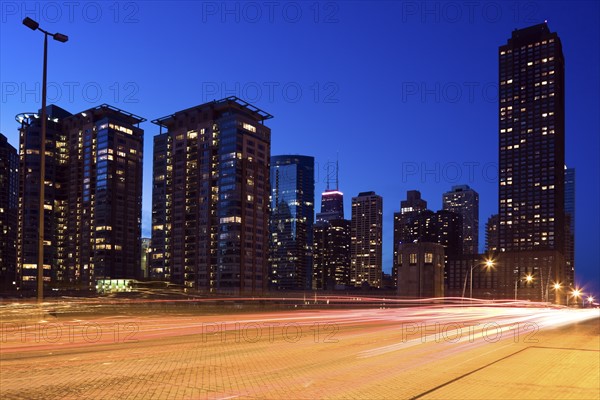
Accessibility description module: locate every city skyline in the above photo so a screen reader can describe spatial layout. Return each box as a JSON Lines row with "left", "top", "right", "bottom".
{"left": 1, "top": 2, "right": 598, "bottom": 293}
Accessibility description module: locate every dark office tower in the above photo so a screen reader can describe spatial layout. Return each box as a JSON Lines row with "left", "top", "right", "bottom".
{"left": 62, "top": 106, "right": 145, "bottom": 287}
{"left": 317, "top": 190, "right": 344, "bottom": 222}
{"left": 485, "top": 214, "right": 500, "bottom": 252}
{"left": 498, "top": 23, "right": 566, "bottom": 301}
{"left": 313, "top": 219, "right": 351, "bottom": 290}
{"left": 270, "top": 155, "right": 314, "bottom": 290}
{"left": 392, "top": 190, "right": 428, "bottom": 287}
{"left": 16, "top": 106, "right": 71, "bottom": 289}
{"left": 351, "top": 191, "right": 383, "bottom": 288}
{"left": 564, "top": 167, "right": 575, "bottom": 286}
{"left": 425, "top": 210, "right": 463, "bottom": 257}
{"left": 443, "top": 185, "right": 479, "bottom": 254}
{"left": 151, "top": 97, "right": 272, "bottom": 293}
{"left": 0, "top": 134, "right": 18, "bottom": 290}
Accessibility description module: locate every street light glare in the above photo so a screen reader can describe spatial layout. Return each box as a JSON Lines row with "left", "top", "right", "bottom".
{"left": 54, "top": 33, "right": 69, "bottom": 43}
{"left": 485, "top": 259, "right": 494, "bottom": 268}
{"left": 526, "top": 275, "right": 533, "bottom": 282}
{"left": 553, "top": 283, "right": 561, "bottom": 290}
{"left": 23, "top": 17, "right": 39, "bottom": 31}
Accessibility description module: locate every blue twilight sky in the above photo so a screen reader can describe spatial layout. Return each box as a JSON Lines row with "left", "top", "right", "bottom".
{"left": 1, "top": 1, "right": 598, "bottom": 294}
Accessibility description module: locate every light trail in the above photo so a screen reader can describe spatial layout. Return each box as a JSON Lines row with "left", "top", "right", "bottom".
{"left": 1, "top": 302, "right": 598, "bottom": 399}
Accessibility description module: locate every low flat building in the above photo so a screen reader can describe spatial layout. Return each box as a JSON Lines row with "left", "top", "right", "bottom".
{"left": 397, "top": 242, "right": 444, "bottom": 298}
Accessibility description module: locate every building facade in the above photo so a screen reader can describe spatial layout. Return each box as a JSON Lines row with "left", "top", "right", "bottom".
{"left": 485, "top": 214, "right": 499, "bottom": 252}
{"left": 442, "top": 185, "right": 479, "bottom": 254}
{"left": 151, "top": 97, "right": 272, "bottom": 294}
{"left": 497, "top": 23, "right": 566, "bottom": 301}
{"left": 397, "top": 242, "right": 444, "bottom": 298}
{"left": 350, "top": 191, "right": 383, "bottom": 288}
{"left": 269, "top": 155, "right": 314, "bottom": 290}
{"left": 0, "top": 133, "right": 19, "bottom": 291}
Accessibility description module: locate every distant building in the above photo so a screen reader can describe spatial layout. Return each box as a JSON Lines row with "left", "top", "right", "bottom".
{"left": 485, "top": 214, "right": 499, "bottom": 252}
{"left": 564, "top": 167, "right": 575, "bottom": 287}
{"left": 313, "top": 218, "right": 351, "bottom": 290}
{"left": 141, "top": 238, "right": 151, "bottom": 279}
{"left": 269, "top": 155, "right": 315, "bottom": 290}
{"left": 497, "top": 23, "right": 566, "bottom": 302}
{"left": 443, "top": 185, "right": 479, "bottom": 254}
{"left": 313, "top": 163, "right": 350, "bottom": 290}
{"left": 397, "top": 242, "right": 444, "bottom": 298}
{"left": 0, "top": 133, "right": 18, "bottom": 291}
{"left": 392, "top": 190, "right": 428, "bottom": 287}
{"left": 151, "top": 97, "right": 272, "bottom": 294}
{"left": 350, "top": 191, "right": 383, "bottom": 288}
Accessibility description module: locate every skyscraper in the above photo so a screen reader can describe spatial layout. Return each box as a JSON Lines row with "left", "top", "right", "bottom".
{"left": 350, "top": 191, "right": 383, "bottom": 288}
{"left": 564, "top": 167, "right": 575, "bottom": 287}
{"left": 151, "top": 97, "right": 272, "bottom": 294}
{"left": 16, "top": 105, "right": 144, "bottom": 290}
{"left": 0, "top": 133, "right": 18, "bottom": 291}
{"left": 63, "top": 106, "right": 145, "bottom": 287}
{"left": 498, "top": 23, "right": 566, "bottom": 301}
{"left": 269, "top": 155, "right": 315, "bottom": 290}
{"left": 313, "top": 166, "right": 350, "bottom": 290}
{"left": 392, "top": 190, "right": 428, "bottom": 287}
{"left": 442, "top": 185, "right": 479, "bottom": 254}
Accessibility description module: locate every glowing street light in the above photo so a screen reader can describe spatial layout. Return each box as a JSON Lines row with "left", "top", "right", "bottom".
{"left": 567, "top": 288, "right": 581, "bottom": 307}
{"left": 514, "top": 274, "right": 533, "bottom": 301}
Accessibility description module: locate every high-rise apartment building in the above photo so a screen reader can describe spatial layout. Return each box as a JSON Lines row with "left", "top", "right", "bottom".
{"left": 62, "top": 106, "right": 144, "bottom": 286}
{"left": 442, "top": 185, "right": 479, "bottom": 254}
{"left": 0, "top": 133, "right": 18, "bottom": 290}
{"left": 16, "top": 104, "right": 145, "bottom": 290}
{"left": 498, "top": 23, "right": 566, "bottom": 301}
{"left": 350, "top": 191, "right": 383, "bottom": 288}
{"left": 269, "top": 155, "right": 314, "bottom": 290}
{"left": 151, "top": 97, "right": 272, "bottom": 294}
{"left": 16, "top": 106, "right": 71, "bottom": 288}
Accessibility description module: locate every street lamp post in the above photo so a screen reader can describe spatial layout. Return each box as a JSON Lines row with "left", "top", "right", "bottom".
{"left": 22, "top": 17, "right": 68, "bottom": 303}
{"left": 514, "top": 274, "right": 533, "bottom": 301}
{"left": 470, "top": 259, "right": 494, "bottom": 300}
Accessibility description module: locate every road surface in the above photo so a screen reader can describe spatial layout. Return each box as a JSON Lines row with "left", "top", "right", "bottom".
{"left": 1, "top": 302, "right": 598, "bottom": 399}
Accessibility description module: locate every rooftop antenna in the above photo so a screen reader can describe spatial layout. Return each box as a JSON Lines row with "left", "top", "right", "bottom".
{"left": 336, "top": 152, "right": 339, "bottom": 191}
{"left": 326, "top": 159, "right": 331, "bottom": 190}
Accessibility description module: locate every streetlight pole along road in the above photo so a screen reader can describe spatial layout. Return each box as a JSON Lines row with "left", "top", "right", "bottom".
{"left": 22, "top": 17, "right": 68, "bottom": 303}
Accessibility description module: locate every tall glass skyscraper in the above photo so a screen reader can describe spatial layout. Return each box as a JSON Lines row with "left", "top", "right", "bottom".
{"left": 269, "top": 155, "right": 314, "bottom": 290}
